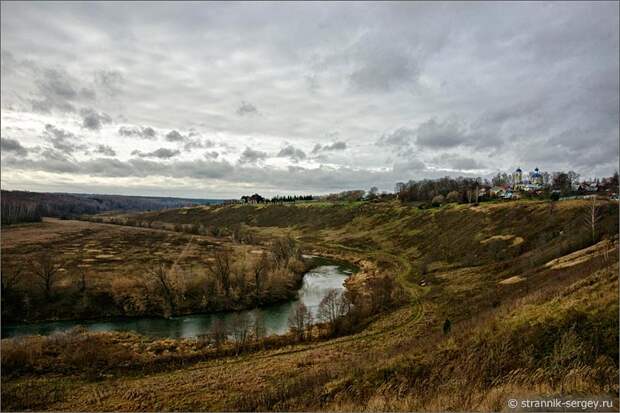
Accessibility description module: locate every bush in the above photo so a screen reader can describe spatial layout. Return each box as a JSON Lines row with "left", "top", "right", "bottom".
{"left": 431, "top": 195, "right": 445, "bottom": 207}
{"left": 446, "top": 191, "right": 460, "bottom": 203}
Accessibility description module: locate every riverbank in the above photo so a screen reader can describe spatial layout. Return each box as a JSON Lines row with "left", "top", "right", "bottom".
{"left": 1, "top": 199, "right": 618, "bottom": 411}
{"left": 1, "top": 219, "right": 313, "bottom": 324}
{"left": 2, "top": 263, "right": 353, "bottom": 339}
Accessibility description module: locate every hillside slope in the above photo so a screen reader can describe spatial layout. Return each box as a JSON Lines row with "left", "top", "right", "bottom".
{"left": 2, "top": 199, "right": 618, "bottom": 411}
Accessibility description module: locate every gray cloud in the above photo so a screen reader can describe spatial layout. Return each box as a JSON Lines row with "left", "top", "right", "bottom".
{"left": 277, "top": 145, "right": 306, "bottom": 161}
{"left": 377, "top": 128, "right": 415, "bottom": 148}
{"left": 93, "top": 144, "right": 116, "bottom": 156}
{"left": 118, "top": 126, "right": 157, "bottom": 139}
{"left": 184, "top": 137, "right": 216, "bottom": 152}
{"left": 43, "top": 124, "right": 87, "bottom": 155}
{"left": 131, "top": 148, "right": 181, "bottom": 159}
{"left": 1, "top": 137, "right": 28, "bottom": 157}
{"left": 415, "top": 119, "right": 466, "bottom": 149}
{"left": 312, "top": 141, "right": 347, "bottom": 154}
{"left": 1, "top": 2, "right": 618, "bottom": 196}
{"left": 165, "top": 130, "right": 186, "bottom": 142}
{"left": 434, "top": 154, "right": 484, "bottom": 171}
{"left": 80, "top": 108, "right": 112, "bottom": 130}
{"left": 238, "top": 146, "right": 267, "bottom": 164}
{"left": 94, "top": 69, "right": 124, "bottom": 97}
{"left": 31, "top": 68, "right": 81, "bottom": 113}
{"left": 348, "top": 42, "right": 420, "bottom": 93}
{"left": 236, "top": 101, "right": 258, "bottom": 116}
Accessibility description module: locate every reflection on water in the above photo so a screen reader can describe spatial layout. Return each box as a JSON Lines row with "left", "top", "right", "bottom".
{"left": 2, "top": 265, "right": 349, "bottom": 339}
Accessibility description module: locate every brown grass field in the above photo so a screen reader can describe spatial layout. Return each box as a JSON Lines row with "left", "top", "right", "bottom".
{"left": 1, "top": 198, "right": 618, "bottom": 411}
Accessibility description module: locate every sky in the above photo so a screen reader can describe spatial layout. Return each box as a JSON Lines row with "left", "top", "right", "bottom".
{"left": 1, "top": 1, "right": 618, "bottom": 199}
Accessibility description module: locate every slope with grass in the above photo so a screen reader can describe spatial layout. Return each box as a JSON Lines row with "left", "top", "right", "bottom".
{"left": 2, "top": 199, "right": 618, "bottom": 411}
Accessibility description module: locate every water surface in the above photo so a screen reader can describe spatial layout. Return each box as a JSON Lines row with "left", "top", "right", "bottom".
{"left": 2, "top": 264, "right": 350, "bottom": 339}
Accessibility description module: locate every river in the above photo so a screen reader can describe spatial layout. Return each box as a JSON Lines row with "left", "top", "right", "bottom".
{"left": 1, "top": 264, "right": 352, "bottom": 339}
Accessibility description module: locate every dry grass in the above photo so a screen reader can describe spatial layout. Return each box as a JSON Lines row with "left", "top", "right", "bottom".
{"left": 1, "top": 199, "right": 618, "bottom": 411}
{"left": 1, "top": 218, "right": 307, "bottom": 322}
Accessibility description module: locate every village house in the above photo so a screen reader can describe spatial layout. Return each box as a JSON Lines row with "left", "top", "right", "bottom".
{"left": 241, "top": 193, "right": 265, "bottom": 204}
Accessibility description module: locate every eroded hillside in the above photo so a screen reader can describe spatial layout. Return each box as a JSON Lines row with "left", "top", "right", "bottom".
{"left": 2, "top": 199, "right": 618, "bottom": 411}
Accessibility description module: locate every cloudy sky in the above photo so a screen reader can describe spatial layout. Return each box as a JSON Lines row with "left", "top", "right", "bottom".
{"left": 1, "top": 1, "right": 618, "bottom": 198}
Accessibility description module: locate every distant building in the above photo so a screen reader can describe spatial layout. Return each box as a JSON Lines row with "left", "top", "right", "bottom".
{"left": 491, "top": 186, "right": 506, "bottom": 197}
{"left": 512, "top": 168, "right": 523, "bottom": 190}
{"left": 241, "top": 193, "right": 265, "bottom": 204}
{"left": 529, "top": 168, "right": 543, "bottom": 186}
{"left": 510, "top": 167, "right": 544, "bottom": 192}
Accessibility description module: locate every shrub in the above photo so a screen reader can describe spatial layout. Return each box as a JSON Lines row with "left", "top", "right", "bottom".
{"left": 431, "top": 195, "right": 445, "bottom": 207}
{"left": 446, "top": 191, "right": 460, "bottom": 203}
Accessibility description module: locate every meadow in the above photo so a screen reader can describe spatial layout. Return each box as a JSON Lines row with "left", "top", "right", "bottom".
{"left": 1, "top": 218, "right": 308, "bottom": 323}
{"left": 1, "top": 198, "right": 618, "bottom": 411}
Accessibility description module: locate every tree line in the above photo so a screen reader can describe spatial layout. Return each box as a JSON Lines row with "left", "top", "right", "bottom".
{"left": 1, "top": 200, "right": 43, "bottom": 225}
{"left": 395, "top": 171, "right": 619, "bottom": 204}
{"left": 1, "top": 235, "right": 308, "bottom": 322}
{"left": 1, "top": 190, "right": 212, "bottom": 225}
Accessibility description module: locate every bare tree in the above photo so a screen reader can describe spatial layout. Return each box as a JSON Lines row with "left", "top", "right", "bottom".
{"left": 147, "top": 261, "right": 180, "bottom": 315}
{"left": 77, "top": 265, "right": 88, "bottom": 293}
{"left": 288, "top": 302, "right": 313, "bottom": 341}
{"left": 253, "top": 252, "right": 270, "bottom": 300}
{"left": 584, "top": 197, "right": 602, "bottom": 243}
{"left": 1, "top": 265, "right": 23, "bottom": 296}
{"left": 230, "top": 312, "right": 252, "bottom": 353}
{"left": 271, "top": 236, "right": 298, "bottom": 267}
{"left": 253, "top": 312, "right": 267, "bottom": 344}
{"left": 31, "top": 253, "right": 61, "bottom": 299}
{"left": 317, "top": 289, "right": 344, "bottom": 326}
{"left": 210, "top": 318, "right": 228, "bottom": 350}
{"left": 207, "top": 250, "right": 232, "bottom": 297}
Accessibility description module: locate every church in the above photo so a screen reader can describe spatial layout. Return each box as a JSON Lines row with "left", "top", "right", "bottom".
{"left": 512, "top": 167, "right": 544, "bottom": 191}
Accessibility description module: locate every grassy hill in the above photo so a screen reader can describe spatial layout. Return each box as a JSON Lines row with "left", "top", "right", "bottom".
{"left": 2, "top": 198, "right": 618, "bottom": 411}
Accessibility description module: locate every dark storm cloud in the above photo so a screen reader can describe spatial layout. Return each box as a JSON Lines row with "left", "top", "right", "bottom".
{"left": 118, "top": 126, "right": 157, "bottom": 139}
{"left": 236, "top": 101, "right": 258, "bottom": 116}
{"left": 93, "top": 144, "right": 116, "bottom": 157}
{"left": 80, "top": 108, "right": 111, "bottom": 131}
{"left": 0, "top": 137, "right": 28, "bottom": 157}
{"left": 277, "top": 145, "right": 306, "bottom": 161}
{"left": 238, "top": 146, "right": 267, "bottom": 164}
{"left": 131, "top": 148, "right": 181, "bottom": 159}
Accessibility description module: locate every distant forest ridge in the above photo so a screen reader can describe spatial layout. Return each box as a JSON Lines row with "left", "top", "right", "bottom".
{"left": 0, "top": 189, "right": 225, "bottom": 225}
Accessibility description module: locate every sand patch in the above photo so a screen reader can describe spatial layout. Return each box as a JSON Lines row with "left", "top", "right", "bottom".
{"left": 481, "top": 235, "right": 514, "bottom": 244}
{"left": 96, "top": 254, "right": 121, "bottom": 261}
{"left": 499, "top": 275, "right": 525, "bottom": 285}
{"left": 545, "top": 239, "right": 615, "bottom": 270}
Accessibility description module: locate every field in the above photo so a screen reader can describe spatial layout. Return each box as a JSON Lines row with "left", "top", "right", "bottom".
{"left": 1, "top": 218, "right": 307, "bottom": 322}
{"left": 1, "top": 198, "right": 618, "bottom": 411}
